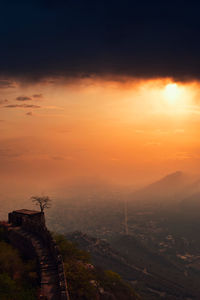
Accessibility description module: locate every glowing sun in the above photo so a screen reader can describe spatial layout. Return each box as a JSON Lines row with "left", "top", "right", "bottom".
{"left": 164, "top": 83, "right": 181, "bottom": 103}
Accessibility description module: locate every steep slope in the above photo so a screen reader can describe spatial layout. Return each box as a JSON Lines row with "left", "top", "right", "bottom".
{"left": 67, "top": 231, "right": 200, "bottom": 300}
{"left": 54, "top": 233, "right": 141, "bottom": 300}
{"left": 0, "top": 227, "right": 39, "bottom": 300}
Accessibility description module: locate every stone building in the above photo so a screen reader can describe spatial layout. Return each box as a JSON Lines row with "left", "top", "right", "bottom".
{"left": 8, "top": 209, "right": 45, "bottom": 227}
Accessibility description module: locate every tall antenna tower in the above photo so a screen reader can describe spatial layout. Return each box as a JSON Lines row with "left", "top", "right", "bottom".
{"left": 124, "top": 199, "right": 129, "bottom": 235}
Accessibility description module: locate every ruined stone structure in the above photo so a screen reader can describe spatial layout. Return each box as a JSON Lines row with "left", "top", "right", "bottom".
{"left": 8, "top": 209, "right": 45, "bottom": 228}
{"left": 1, "top": 209, "right": 70, "bottom": 300}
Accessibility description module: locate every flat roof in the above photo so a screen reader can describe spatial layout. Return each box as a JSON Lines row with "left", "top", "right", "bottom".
{"left": 13, "top": 209, "right": 41, "bottom": 215}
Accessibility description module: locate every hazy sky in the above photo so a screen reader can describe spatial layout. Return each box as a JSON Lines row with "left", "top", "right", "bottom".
{"left": 1, "top": 2, "right": 200, "bottom": 204}
{"left": 0, "top": 77, "right": 200, "bottom": 195}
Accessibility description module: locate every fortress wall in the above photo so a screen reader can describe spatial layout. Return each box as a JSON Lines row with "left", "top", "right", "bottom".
{"left": 20, "top": 219, "right": 69, "bottom": 298}
{"left": 0, "top": 221, "right": 70, "bottom": 300}
{"left": 7, "top": 227, "right": 36, "bottom": 259}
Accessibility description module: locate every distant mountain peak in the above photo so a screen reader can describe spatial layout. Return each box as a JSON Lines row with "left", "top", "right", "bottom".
{"left": 131, "top": 171, "right": 189, "bottom": 203}
{"left": 161, "top": 171, "right": 183, "bottom": 180}
{"left": 141, "top": 171, "right": 185, "bottom": 191}
{"left": 165, "top": 170, "right": 183, "bottom": 176}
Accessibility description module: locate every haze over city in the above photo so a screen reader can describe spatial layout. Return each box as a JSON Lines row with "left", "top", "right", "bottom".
{"left": 1, "top": 2, "right": 200, "bottom": 299}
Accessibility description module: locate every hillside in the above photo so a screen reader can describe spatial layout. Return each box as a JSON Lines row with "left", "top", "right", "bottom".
{"left": 67, "top": 231, "right": 200, "bottom": 300}
{"left": 53, "top": 233, "right": 141, "bottom": 300}
{"left": 0, "top": 227, "right": 39, "bottom": 300}
{"left": 0, "top": 224, "right": 140, "bottom": 300}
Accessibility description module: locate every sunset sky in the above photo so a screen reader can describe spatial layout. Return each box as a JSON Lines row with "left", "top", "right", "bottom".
{"left": 1, "top": 78, "right": 200, "bottom": 188}
{"left": 1, "top": 1, "right": 200, "bottom": 197}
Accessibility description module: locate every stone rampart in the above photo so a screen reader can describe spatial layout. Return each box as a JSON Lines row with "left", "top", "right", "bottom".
{"left": 0, "top": 216, "right": 70, "bottom": 300}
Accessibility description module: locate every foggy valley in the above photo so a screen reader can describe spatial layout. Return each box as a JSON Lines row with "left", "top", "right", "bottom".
{"left": 1, "top": 171, "right": 200, "bottom": 299}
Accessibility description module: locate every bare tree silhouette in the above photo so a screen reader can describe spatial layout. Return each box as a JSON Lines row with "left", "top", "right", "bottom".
{"left": 31, "top": 195, "right": 51, "bottom": 213}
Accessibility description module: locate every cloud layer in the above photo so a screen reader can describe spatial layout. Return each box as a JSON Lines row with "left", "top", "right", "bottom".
{"left": 5, "top": 104, "right": 40, "bottom": 109}
{"left": 16, "top": 96, "right": 32, "bottom": 101}
{"left": 1, "top": 1, "right": 200, "bottom": 81}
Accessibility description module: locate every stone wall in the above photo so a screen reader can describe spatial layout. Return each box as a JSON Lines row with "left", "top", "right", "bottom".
{"left": 1, "top": 223, "right": 36, "bottom": 259}
{"left": 0, "top": 221, "right": 70, "bottom": 300}
{"left": 37, "top": 226, "right": 70, "bottom": 300}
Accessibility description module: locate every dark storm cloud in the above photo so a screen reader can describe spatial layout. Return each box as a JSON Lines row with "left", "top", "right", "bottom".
{"left": 1, "top": 1, "right": 200, "bottom": 81}
{"left": 5, "top": 104, "right": 40, "bottom": 109}
{"left": 16, "top": 96, "right": 32, "bottom": 101}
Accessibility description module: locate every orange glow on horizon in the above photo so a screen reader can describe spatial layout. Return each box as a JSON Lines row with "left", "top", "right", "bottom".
{"left": 0, "top": 77, "right": 200, "bottom": 189}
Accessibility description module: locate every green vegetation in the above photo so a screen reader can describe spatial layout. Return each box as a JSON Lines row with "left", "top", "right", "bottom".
{"left": 54, "top": 233, "right": 90, "bottom": 263}
{"left": 0, "top": 228, "right": 38, "bottom": 300}
{"left": 96, "top": 268, "right": 141, "bottom": 300}
{"left": 54, "top": 233, "right": 141, "bottom": 300}
{"left": 0, "top": 227, "right": 140, "bottom": 300}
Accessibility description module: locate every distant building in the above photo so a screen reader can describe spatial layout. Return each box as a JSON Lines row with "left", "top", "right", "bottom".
{"left": 8, "top": 209, "right": 45, "bottom": 228}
